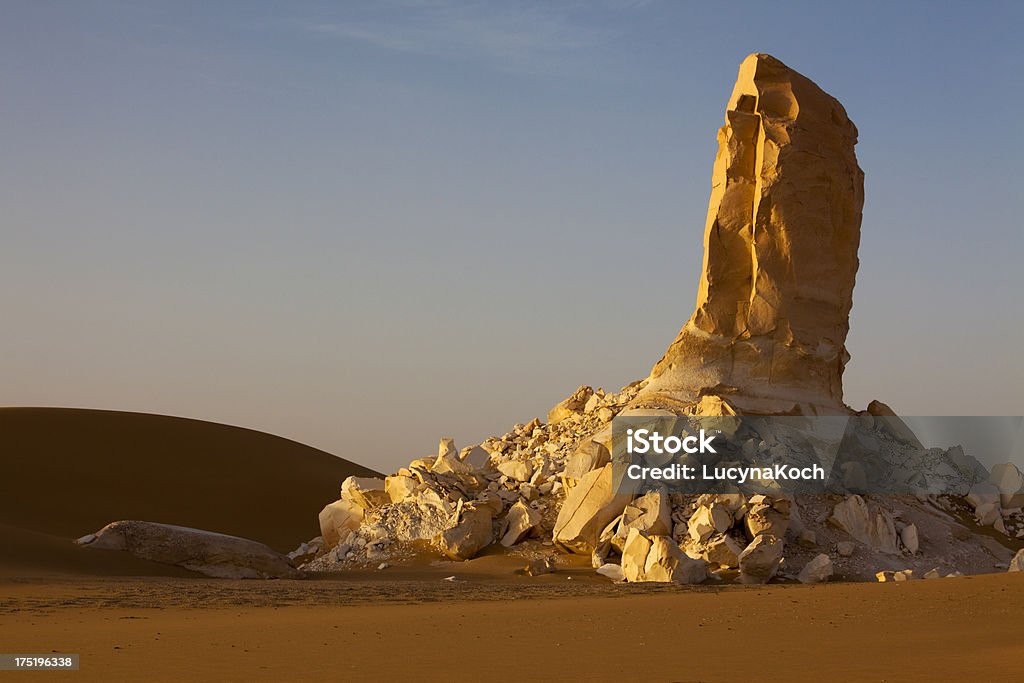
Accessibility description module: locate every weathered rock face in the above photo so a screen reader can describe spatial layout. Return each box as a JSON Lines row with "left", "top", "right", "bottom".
{"left": 635, "top": 53, "right": 864, "bottom": 416}
{"left": 78, "top": 521, "right": 300, "bottom": 579}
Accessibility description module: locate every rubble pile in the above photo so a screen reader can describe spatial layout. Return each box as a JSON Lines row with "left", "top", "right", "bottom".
{"left": 304, "top": 382, "right": 645, "bottom": 570}
{"left": 300, "top": 379, "right": 1024, "bottom": 584}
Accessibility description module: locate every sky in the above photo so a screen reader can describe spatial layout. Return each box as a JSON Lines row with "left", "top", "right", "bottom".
{"left": 2, "top": 1, "right": 1021, "bottom": 472}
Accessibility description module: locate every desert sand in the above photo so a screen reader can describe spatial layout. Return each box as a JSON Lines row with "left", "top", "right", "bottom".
{"left": 2, "top": 568, "right": 1021, "bottom": 681}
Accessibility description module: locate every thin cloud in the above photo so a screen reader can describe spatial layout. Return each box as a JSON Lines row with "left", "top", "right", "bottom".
{"left": 305, "top": 1, "right": 647, "bottom": 76}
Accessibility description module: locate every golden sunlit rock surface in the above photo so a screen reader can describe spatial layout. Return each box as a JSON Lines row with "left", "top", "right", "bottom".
{"left": 635, "top": 53, "right": 864, "bottom": 416}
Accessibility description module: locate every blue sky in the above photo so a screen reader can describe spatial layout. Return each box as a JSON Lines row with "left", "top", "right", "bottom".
{"left": 1, "top": 1, "right": 1021, "bottom": 470}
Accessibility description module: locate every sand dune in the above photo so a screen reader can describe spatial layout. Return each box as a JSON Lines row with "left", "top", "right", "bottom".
{"left": 0, "top": 408, "right": 378, "bottom": 575}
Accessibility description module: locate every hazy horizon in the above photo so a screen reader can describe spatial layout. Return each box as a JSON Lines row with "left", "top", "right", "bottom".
{"left": 3, "top": 1, "right": 1021, "bottom": 472}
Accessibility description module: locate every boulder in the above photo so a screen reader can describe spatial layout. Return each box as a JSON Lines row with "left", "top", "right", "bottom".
{"left": 621, "top": 527, "right": 654, "bottom": 582}
{"left": 966, "top": 482, "right": 1002, "bottom": 510}
{"left": 436, "top": 504, "right": 494, "bottom": 561}
{"left": 287, "top": 537, "right": 323, "bottom": 565}
{"left": 989, "top": 463, "right": 1024, "bottom": 509}
{"left": 621, "top": 490, "right": 672, "bottom": 537}
{"left": 497, "top": 460, "right": 534, "bottom": 483}
{"left": 632, "top": 53, "right": 865, "bottom": 415}
{"left": 500, "top": 500, "right": 541, "bottom": 547}
{"left": 899, "top": 523, "right": 920, "bottom": 554}
{"left": 744, "top": 500, "right": 790, "bottom": 539}
{"left": 643, "top": 536, "right": 707, "bottom": 584}
{"left": 318, "top": 498, "right": 364, "bottom": 549}
{"left": 564, "top": 439, "right": 611, "bottom": 481}
{"left": 77, "top": 521, "right": 300, "bottom": 579}
{"left": 602, "top": 490, "right": 672, "bottom": 554}
{"left": 433, "top": 438, "right": 475, "bottom": 475}
{"left": 437, "top": 437, "right": 457, "bottom": 459}
{"left": 702, "top": 534, "right": 744, "bottom": 569}
{"left": 738, "top": 534, "right": 784, "bottom": 584}
{"left": 385, "top": 475, "right": 419, "bottom": 504}
{"left": 341, "top": 476, "right": 389, "bottom": 510}
{"left": 797, "top": 554, "right": 833, "bottom": 584}
{"left": 460, "top": 445, "right": 491, "bottom": 471}
{"left": 828, "top": 495, "right": 899, "bottom": 554}
{"left": 596, "top": 563, "right": 625, "bottom": 582}
{"left": 408, "top": 457, "right": 434, "bottom": 471}
{"left": 688, "top": 503, "right": 732, "bottom": 543}
{"left": 473, "top": 491, "right": 504, "bottom": 516}
{"left": 836, "top": 541, "right": 856, "bottom": 557}
{"left": 975, "top": 501, "right": 1002, "bottom": 527}
{"left": 553, "top": 464, "right": 630, "bottom": 554}
{"left": 1009, "top": 548, "right": 1024, "bottom": 573}
{"left": 548, "top": 385, "right": 594, "bottom": 425}
{"left": 433, "top": 451, "right": 471, "bottom": 475}
{"left": 710, "top": 492, "right": 747, "bottom": 515}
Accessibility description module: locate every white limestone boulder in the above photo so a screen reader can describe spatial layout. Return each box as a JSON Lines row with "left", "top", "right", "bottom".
{"left": 553, "top": 464, "right": 630, "bottom": 554}
{"left": 899, "top": 523, "right": 920, "bottom": 554}
{"left": 564, "top": 439, "right": 611, "bottom": 481}
{"left": 828, "top": 495, "right": 899, "bottom": 554}
{"left": 1008, "top": 548, "right": 1024, "bottom": 572}
{"left": 341, "top": 476, "right": 389, "bottom": 510}
{"left": 738, "top": 534, "right": 783, "bottom": 584}
{"left": 497, "top": 460, "right": 534, "bottom": 483}
{"left": 77, "top": 520, "right": 300, "bottom": 579}
{"left": 319, "top": 498, "right": 364, "bottom": 549}
{"left": 385, "top": 475, "right": 419, "bottom": 504}
{"left": 500, "top": 500, "right": 541, "bottom": 547}
{"left": 436, "top": 504, "right": 494, "bottom": 560}
{"left": 989, "top": 463, "right": 1024, "bottom": 509}
{"left": 621, "top": 527, "right": 653, "bottom": 582}
{"left": 797, "top": 553, "right": 833, "bottom": 584}
{"left": 548, "top": 385, "right": 594, "bottom": 425}
{"left": 702, "top": 534, "right": 744, "bottom": 568}
{"left": 688, "top": 503, "right": 732, "bottom": 543}
{"left": 643, "top": 536, "right": 707, "bottom": 584}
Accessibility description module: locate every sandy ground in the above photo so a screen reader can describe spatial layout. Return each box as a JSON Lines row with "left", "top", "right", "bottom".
{"left": 2, "top": 570, "right": 1021, "bottom": 682}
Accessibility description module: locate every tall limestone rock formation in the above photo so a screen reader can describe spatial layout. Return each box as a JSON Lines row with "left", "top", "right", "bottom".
{"left": 635, "top": 53, "right": 864, "bottom": 416}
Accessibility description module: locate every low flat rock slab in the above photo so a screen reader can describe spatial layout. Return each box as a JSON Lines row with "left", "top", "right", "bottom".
{"left": 77, "top": 520, "right": 300, "bottom": 579}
